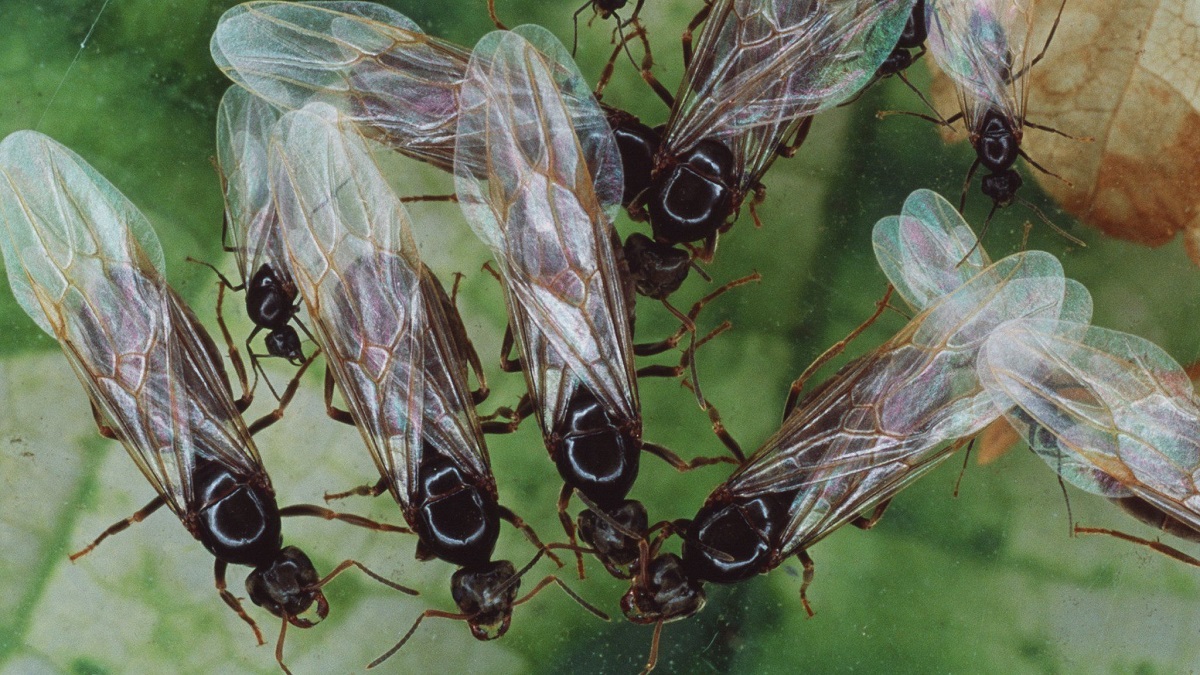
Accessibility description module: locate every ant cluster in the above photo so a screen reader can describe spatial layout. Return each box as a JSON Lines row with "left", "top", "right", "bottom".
{"left": 1, "top": 1, "right": 1194, "bottom": 673}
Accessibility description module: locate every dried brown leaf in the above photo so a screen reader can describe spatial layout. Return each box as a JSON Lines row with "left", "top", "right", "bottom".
{"left": 930, "top": 0, "right": 1200, "bottom": 260}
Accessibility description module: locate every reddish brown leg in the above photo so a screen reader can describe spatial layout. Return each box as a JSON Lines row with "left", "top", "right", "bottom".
{"left": 642, "top": 619, "right": 665, "bottom": 674}
{"left": 643, "top": 441, "right": 738, "bottom": 471}
{"left": 369, "top": 608, "right": 470, "bottom": 668}
{"left": 1074, "top": 526, "right": 1200, "bottom": 567}
{"left": 215, "top": 558, "right": 266, "bottom": 645}
{"left": 511, "top": 573, "right": 609, "bottom": 620}
{"left": 89, "top": 401, "right": 118, "bottom": 440}
{"left": 275, "top": 618, "right": 293, "bottom": 675}
{"left": 777, "top": 116, "right": 814, "bottom": 158}
{"left": 634, "top": 272, "right": 761, "bottom": 357}
{"left": 398, "top": 194, "right": 458, "bottom": 203}
{"left": 314, "top": 558, "right": 419, "bottom": 596}
{"left": 480, "top": 394, "right": 532, "bottom": 435}
{"left": 324, "top": 476, "right": 389, "bottom": 502}
{"left": 797, "top": 549, "right": 816, "bottom": 617}
{"left": 681, "top": 0, "right": 713, "bottom": 67}
{"left": 246, "top": 348, "right": 319, "bottom": 436}
{"left": 784, "top": 285, "right": 896, "bottom": 419}
{"left": 212, "top": 281, "right": 254, "bottom": 408}
{"left": 851, "top": 499, "right": 892, "bottom": 530}
{"left": 69, "top": 494, "right": 166, "bottom": 561}
{"left": 558, "top": 484, "right": 587, "bottom": 580}
{"left": 279, "top": 504, "right": 413, "bottom": 534}
{"left": 486, "top": 0, "right": 508, "bottom": 29}
{"left": 324, "top": 367, "right": 356, "bottom": 426}
{"left": 876, "top": 108, "right": 964, "bottom": 127}
{"left": 499, "top": 505, "right": 564, "bottom": 567}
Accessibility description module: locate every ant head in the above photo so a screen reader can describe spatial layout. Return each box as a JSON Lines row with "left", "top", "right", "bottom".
{"left": 451, "top": 560, "right": 521, "bottom": 641}
{"left": 246, "top": 545, "right": 327, "bottom": 625}
{"left": 577, "top": 499, "right": 649, "bottom": 579}
{"left": 623, "top": 233, "right": 690, "bottom": 300}
{"left": 621, "top": 553, "right": 707, "bottom": 624}
{"left": 981, "top": 169, "right": 1022, "bottom": 207}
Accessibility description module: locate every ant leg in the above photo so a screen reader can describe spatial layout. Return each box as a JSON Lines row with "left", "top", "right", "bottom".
{"left": 246, "top": 348, "right": 319, "bottom": 435}
{"left": 777, "top": 116, "right": 814, "bottom": 159}
{"left": 783, "top": 285, "right": 895, "bottom": 420}
{"left": 213, "top": 283, "right": 252, "bottom": 409}
{"left": 314, "top": 558, "right": 419, "bottom": 595}
{"left": 279, "top": 504, "right": 413, "bottom": 534}
{"left": 323, "top": 366, "right": 356, "bottom": 426}
{"left": 681, "top": 0, "right": 713, "bottom": 68}
{"left": 480, "top": 393, "right": 532, "bottom": 435}
{"left": 1017, "top": 148, "right": 1072, "bottom": 187}
{"left": 499, "top": 505, "right": 564, "bottom": 568}
{"left": 851, "top": 499, "right": 892, "bottom": 530}
{"left": 958, "top": 157, "right": 982, "bottom": 212}
{"left": 436, "top": 272, "right": 489, "bottom": 404}
{"left": 274, "top": 619, "right": 293, "bottom": 675}
{"left": 324, "top": 476, "right": 390, "bottom": 501}
{"left": 89, "top": 401, "right": 119, "bottom": 440}
{"left": 896, "top": 67, "right": 949, "bottom": 123}
{"left": 399, "top": 194, "right": 458, "bottom": 203}
{"left": 797, "top": 549, "right": 816, "bottom": 617}
{"left": 876, "top": 109, "right": 963, "bottom": 127}
{"left": 1014, "top": 0, "right": 1067, "bottom": 77}
{"left": 69, "top": 494, "right": 167, "bottom": 561}
{"left": 215, "top": 559, "right": 266, "bottom": 645}
{"left": 486, "top": 0, "right": 508, "bottom": 30}
{"left": 1074, "top": 526, "right": 1200, "bottom": 567}
{"left": 1023, "top": 119, "right": 1092, "bottom": 141}
{"left": 185, "top": 255, "right": 244, "bottom": 291}
{"left": 498, "top": 324, "right": 523, "bottom": 373}
{"left": 642, "top": 441, "right": 739, "bottom": 471}
{"left": 643, "top": 620, "right": 666, "bottom": 674}
{"left": 747, "top": 183, "right": 768, "bottom": 229}
{"left": 369, "top": 608, "right": 470, "bottom": 668}
{"left": 558, "top": 485, "right": 587, "bottom": 580}
{"left": 635, "top": 272, "right": 761, "bottom": 357}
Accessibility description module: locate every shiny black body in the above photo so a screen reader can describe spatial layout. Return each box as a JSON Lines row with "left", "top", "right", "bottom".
{"left": 646, "top": 139, "right": 737, "bottom": 245}
{"left": 878, "top": 0, "right": 926, "bottom": 76}
{"left": 402, "top": 439, "right": 519, "bottom": 640}
{"left": 622, "top": 488, "right": 796, "bottom": 625}
{"left": 622, "top": 233, "right": 690, "bottom": 300}
{"left": 577, "top": 499, "right": 648, "bottom": 578}
{"left": 409, "top": 446, "right": 502, "bottom": 569}
{"left": 972, "top": 109, "right": 1024, "bottom": 207}
{"left": 245, "top": 263, "right": 304, "bottom": 363}
{"left": 185, "top": 454, "right": 324, "bottom": 621}
{"left": 552, "top": 386, "right": 641, "bottom": 511}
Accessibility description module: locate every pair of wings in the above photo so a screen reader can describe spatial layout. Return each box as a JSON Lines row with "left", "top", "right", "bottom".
{"left": 978, "top": 319, "right": 1200, "bottom": 534}
{"left": 926, "top": 0, "right": 1037, "bottom": 132}
{"left": 211, "top": 1, "right": 913, "bottom": 198}
{"left": 662, "top": 0, "right": 916, "bottom": 193}
{"left": 454, "top": 28, "right": 639, "bottom": 435}
{"left": 212, "top": 1, "right": 472, "bottom": 173}
{"left": 216, "top": 84, "right": 289, "bottom": 286}
{"left": 0, "top": 131, "right": 264, "bottom": 519}
{"left": 725, "top": 188, "right": 1091, "bottom": 556}
{"left": 212, "top": 2, "right": 611, "bottom": 182}
{"left": 267, "top": 103, "right": 492, "bottom": 510}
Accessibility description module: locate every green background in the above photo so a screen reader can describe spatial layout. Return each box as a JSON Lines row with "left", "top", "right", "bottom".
{"left": 2, "top": 1, "right": 1199, "bottom": 673}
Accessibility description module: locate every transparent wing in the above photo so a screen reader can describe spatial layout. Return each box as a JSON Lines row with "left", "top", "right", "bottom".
{"left": 663, "top": 0, "right": 916, "bottom": 157}
{"left": 270, "top": 103, "right": 490, "bottom": 511}
{"left": 726, "top": 250, "right": 1090, "bottom": 555}
{"left": 979, "top": 319, "right": 1200, "bottom": 531}
{"left": 926, "top": 0, "right": 1033, "bottom": 130}
{"left": 215, "top": 84, "right": 285, "bottom": 283}
{"left": 455, "top": 28, "right": 637, "bottom": 433}
{"left": 0, "top": 131, "right": 262, "bottom": 518}
{"left": 212, "top": 1, "right": 471, "bottom": 172}
{"left": 872, "top": 189, "right": 990, "bottom": 312}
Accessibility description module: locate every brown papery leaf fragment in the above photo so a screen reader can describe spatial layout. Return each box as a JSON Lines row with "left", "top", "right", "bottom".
{"left": 930, "top": 0, "right": 1200, "bottom": 261}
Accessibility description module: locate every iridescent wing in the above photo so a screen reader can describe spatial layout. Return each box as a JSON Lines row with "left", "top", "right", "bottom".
{"left": 872, "top": 189, "right": 990, "bottom": 312}
{"left": 978, "top": 319, "right": 1200, "bottom": 531}
{"left": 455, "top": 28, "right": 637, "bottom": 433}
{"left": 215, "top": 84, "right": 285, "bottom": 284}
{"left": 663, "top": 0, "right": 915, "bottom": 190}
{"left": 212, "top": 1, "right": 471, "bottom": 172}
{"left": 269, "top": 103, "right": 490, "bottom": 511}
{"left": 726, "top": 250, "right": 1092, "bottom": 555}
{"left": 926, "top": 0, "right": 1033, "bottom": 131}
{"left": 0, "top": 131, "right": 263, "bottom": 518}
